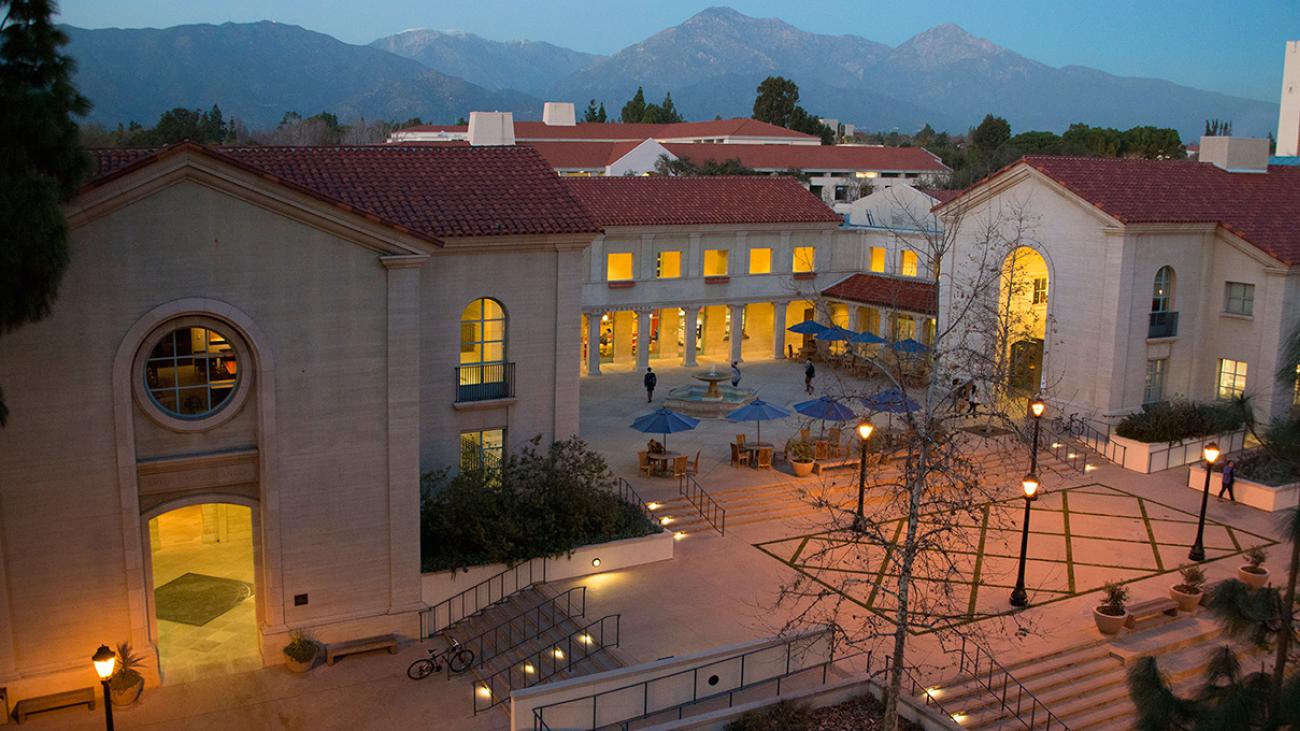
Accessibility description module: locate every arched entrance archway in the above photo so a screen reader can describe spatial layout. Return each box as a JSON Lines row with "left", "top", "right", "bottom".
{"left": 145, "top": 501, "right": 261, "bottom": 684}
{"left": 1000, "top": 246, "right": 1050, "bottom": 393}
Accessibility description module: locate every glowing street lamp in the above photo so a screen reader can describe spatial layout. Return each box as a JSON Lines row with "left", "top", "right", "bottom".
{"left": 1010, "top": 473, "right": 1040, "bottom": 607}
{"left": 1028, "top": 396, "right": 1046, "bottom": 473}
{"left": 92, "top": 645, "right": 117, "bottom": 731}
{"left": 1188, "top": 442, "right": 1220, "bottom": 561}
{"left": 854, "top": 420, "right": 875, "bottom": 531}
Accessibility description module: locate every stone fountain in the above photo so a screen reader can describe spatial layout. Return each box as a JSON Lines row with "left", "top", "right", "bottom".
{"left": 664, "top": 365, "right": 757, "bottom": 418}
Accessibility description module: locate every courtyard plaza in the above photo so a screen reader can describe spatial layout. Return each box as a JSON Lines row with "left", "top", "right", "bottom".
{"left": 32, "top": 359, "right": 1290, "bottom": 730}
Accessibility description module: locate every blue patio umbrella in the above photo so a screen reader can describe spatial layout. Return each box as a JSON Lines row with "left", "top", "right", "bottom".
{"left": 816, "top": 326, "right": 858, "bottom": 342}
{"left": 726, "top": 399, "right": 791, "bottom": 444}
{"left": 889, "top": 338, "right": 929, "bottom": 354}
{"left": 851, "top": 330, "right": 887, "bottom": 345}
{"left": 862, "top": 388, "right": 920, "bottom": 414}
{"left": 794, "top": 395, "right": 856, "bottom": 438}
{"left": 787, "top": 320, "right": 829, "bottom": 335}
{"left": 630, "top": 407, "right": 700, "bottom": 450}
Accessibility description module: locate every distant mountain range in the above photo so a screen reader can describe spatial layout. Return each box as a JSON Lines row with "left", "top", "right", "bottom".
{"left": 64, "top": 7, "right": 1279, "bottom": 140}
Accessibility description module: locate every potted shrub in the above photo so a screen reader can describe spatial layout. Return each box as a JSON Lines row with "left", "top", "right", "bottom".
{"left": 109, "top": 642, "right": 146, "bottom": 706}
{"left": 283, "top": 630, "right": 317, "bottom": 673}
{"left": 1238, "top": 546, "right": 1269, "bottom": 589}
{"left": 1169, "top": 565, "right": 1206, "bottom": 612}
{"left": 1093, "top": 582, "right": 1129, "bottom": 634}
{"left": 786, "top": 439, "right": 814, "bottom": 477}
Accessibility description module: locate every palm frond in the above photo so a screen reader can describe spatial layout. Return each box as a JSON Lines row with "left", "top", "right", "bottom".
{"left": 1276, "top": 506, "right": 1300, "bottom": 545}
{"left": 1208, "top": 580, "right": 1282, "bottom": 648}
{"left": 1128, "top": 656, "right": 1196, "bottom": 730}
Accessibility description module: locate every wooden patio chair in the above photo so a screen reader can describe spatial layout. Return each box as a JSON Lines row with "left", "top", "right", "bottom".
{"left": 730, "top": 442, "right": 750, "bottom": 468}
{"left": 735, "top": 433, "right": 746, "bottom": 450}
{"left": 755, "top": 446, "right": 774, "bottom": 470}
{"left": 672, "top": 455, "right": 689, "bottom": 479}
{"left": 828, "top": 427, "right": 844, "bottom": 457}
{"left": 688, "top": 450, "right": 701, "bottom": 476}
{"left": 638, "top": 450, "right": 653, "bottom": 477}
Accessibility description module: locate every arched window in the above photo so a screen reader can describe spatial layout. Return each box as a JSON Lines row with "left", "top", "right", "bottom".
{"left": 458, "top": 298, "right": 510, "bottom": 401}
{"left": 1152, "top": 266, "right": 1175, "bottom": 313}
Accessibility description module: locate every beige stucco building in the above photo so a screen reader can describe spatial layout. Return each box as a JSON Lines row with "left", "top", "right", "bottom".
{"left": 0, "top": 143, "right": 598, "bottom": 696}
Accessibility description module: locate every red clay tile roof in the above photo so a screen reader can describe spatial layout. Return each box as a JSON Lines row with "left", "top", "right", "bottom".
{"left": 822, "top": 273, "right": 937, "bottom": 315}
{"left": 522, "top": 140, "right": 645, "bottom": 169}
{"left": 400, "top": 118, "right": 817, "bottom": 142}
{"left": 88, "top": 143, "right": 599, "bottom": 241}
{"left": 944, "top": 155, "right": 1300, "bottom": 265}
{"left": 662, "top": 143, "right": 950, "bottom": 173}
{"left": 564, "top": 176, "right": 842, "bottom": 227}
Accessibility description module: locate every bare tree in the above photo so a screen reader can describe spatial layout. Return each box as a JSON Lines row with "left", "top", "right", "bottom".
{"left": 768, "top": 188, "right": 1063, "bottom": 729}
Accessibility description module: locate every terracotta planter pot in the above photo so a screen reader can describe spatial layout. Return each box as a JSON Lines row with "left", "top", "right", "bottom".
{"left": 110, "top": 680, "right": 143, "bottom": 707}
{"left": 791, "top": 460, "right": 814, "bottom": 477}
{"left": 1093, "top": 607, "right": 1128, "bottom": 635}
{"left": 1238, "top": 565, "right": 1269, "bottom": 589}
{"left": 285, "top": 651, "right": 316, "bottom": 673}
{"left": 1169, "top": 586, "right": 1203, "bottom": 613}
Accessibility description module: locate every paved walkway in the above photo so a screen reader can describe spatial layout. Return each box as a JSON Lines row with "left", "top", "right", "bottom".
{"left": 31, "top": 359, "right": 1292, "bottom": 730}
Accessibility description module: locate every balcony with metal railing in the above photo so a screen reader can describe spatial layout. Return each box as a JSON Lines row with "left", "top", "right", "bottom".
{"left": 1147, "top": 311, "right": 1178, "bottom": 339}
{"left": 455, "top": 362, "right": 515, "bottom": 403}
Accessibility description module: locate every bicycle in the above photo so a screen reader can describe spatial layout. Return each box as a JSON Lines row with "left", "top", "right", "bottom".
{"left": 407, "top": 637, "right": 475, "bottom": 680}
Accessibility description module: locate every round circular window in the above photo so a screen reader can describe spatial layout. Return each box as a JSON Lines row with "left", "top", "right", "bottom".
{"left": 142, "top": 325, "right": 242, "bottom": 420}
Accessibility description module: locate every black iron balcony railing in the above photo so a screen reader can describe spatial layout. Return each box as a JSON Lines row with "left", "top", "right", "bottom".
{"left": 1148, "top": 311, "right": 1179, "bottom": 339}
{"left": 455, "top": 362, "right": 515, "bottom": 402}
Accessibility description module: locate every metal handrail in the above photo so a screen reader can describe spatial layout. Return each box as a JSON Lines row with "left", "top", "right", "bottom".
{"left": 422, "top": 557, "right": 546, "bottom": 636}
{"left": 455, "top": 362, "right": 515, "bottom": 402}
{"left": 957, "top": 635, "right": 1070, "bottom": 730}
{"left": 532, "top": 627, "right": 834, "bottom": 730}
{"left": 473, "top": 614, "right": 622, "bottom": 714}
{"left": 1058, "top": 413, "right": 1127, "bottom": 466}
{"left": 613, "top": 476, "right": 657, "bottom": 525}
{"left": 453, "top": 587, "right": 586, "bottom": 673}
{"left": 678, "top": 473, "right": 727, "bottom": 535}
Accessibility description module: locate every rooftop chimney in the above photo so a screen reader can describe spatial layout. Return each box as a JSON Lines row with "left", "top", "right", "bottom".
{"left": 1278, "top": 40, "right": 1299, "bottom": 157}
{"left": 1198, "top": 136, "right": 1270, "bottom": 173}
{"left": 466, "top": 112, "right": 515, "bottom": 146}
{"left": 543, "top": 101, "right": 577, "bottom": 126}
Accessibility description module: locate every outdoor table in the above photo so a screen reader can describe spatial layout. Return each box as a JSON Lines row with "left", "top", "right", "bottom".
{"left": 745, "top": 441, "right": 774, "bottom": 465}
{"left": 646, "top": 450, "right": 680, "bottom": 476}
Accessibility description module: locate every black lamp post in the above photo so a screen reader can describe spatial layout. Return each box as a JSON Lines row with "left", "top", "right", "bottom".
{"left": 854, "top": 420, "right": 875, "bottom": 531}
{"left": 1028, "top": 396, "right": 1046, "bottom": 470}
{"left": 1188, "top": 442, "right": 1221, "bottom": 561}
{"left": 92, "top": 644, "right": 116, "bottom": 731}
{"left": 1010, "top": 472, "right": 1041, "bottom": 607}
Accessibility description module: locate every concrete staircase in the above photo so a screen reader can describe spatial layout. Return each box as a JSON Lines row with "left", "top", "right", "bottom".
{"left": 932, "top": 616, "right": 1269, "bottom": 730}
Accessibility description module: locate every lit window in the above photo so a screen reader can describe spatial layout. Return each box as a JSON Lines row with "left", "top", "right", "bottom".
{"left": 607, "top": 252, "right": 634, "bottom": 281}
{"left": 869, "top": 248, "right": 886, "bottom": 273}
{"left": 460, "top": 428, "right": 505, "bottom": 471}
{"left": 748, "top": 248, "right": 772, "bottom": 274}
{"left": 1224, "top": 282, "right": 1255, "bottom": 316}
{"left": 1216, "top": 358, "right": 1247, "bottom": 400}
{"left": 704, "top": 249, "right": 729, "bottom": 276}
{"left": 1032, "top": 277, "right": 1048, "bottom": 305}
{"left": 460, "top": 298, "right": 507, "bottom": 366}
{"left": 1152, "top": 266, "right": 1175, "bottom": 313}
{"left": 892, "top": 314, "right": 916, "bottom": 341}
{"left": 1144, "top": 358, "right": 1167, "bottom": 404}
{"left": 792, "top": 247, "right": 816, "bottom": 273}
{"left": 900, "top": 250, "right": 919, "bottom": 278}
{"left": 656, "top": 251, "right": 681, "bottom": 279}
{"left": 144, "top": 326, "right": 239, "bottom": 419}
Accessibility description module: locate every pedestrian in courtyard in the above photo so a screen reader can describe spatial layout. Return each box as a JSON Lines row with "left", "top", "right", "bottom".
{"left": 965, "top": 379, "right": 979, "bottom": 416}
{"left": 644, "top": 367, "right": 657, "bottom": 403}
{"left": 1218, "top": 459, "right": 1236, "bottom": 502}
{"left": 730, "top": 361, "right": 742, "bottom": 387}
{"left": 804, "top": 359, "right": 815, "bottom": 394}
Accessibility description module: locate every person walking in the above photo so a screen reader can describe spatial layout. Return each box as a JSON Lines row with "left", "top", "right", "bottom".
{"left": 965, "top": 379, "right": 979, "bottom": 416}
{"left": 1218, "top": 459, "right": 1236, "bottom": 502}
{"left": 804, "top": 359, "right": 816, "bottom": 394}
{"left": 730, "top": 361, "right": 742, "bottom": 388}
{"left": 644, "top": 367, "right": 657, "bottom": 403}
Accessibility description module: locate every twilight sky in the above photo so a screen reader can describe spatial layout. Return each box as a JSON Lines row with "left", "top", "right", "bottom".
{"left": 56, "top": 0, "right": 1297, "bottom": 103}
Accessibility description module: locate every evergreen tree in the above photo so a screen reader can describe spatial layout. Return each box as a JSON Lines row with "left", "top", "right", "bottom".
{"left": 970, "top": 114, "right": 1011, "bottom": 156}
{"left": 596, "top": 102, "right": 606, "bottom": 123}
{"left": 753, "top": 75, "right": 800, "bottom": 128}
{"left": 657, "top": 92, "right": 683, "bottom": 123}
{"left": 583, "top": 99, "right": 600, "bottom": 122}
{"left": 0, "top": 0, "right": 91, "bottom": 426}
{"left": 620, "top": 86, "right": 647, "bottom": 123}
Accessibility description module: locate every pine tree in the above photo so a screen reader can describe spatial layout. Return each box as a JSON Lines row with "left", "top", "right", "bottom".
{"left": 583, "top": 99, "right": 600, "bottom": 122}
{"left": 620, "top": 86, "right": 647, "bottom": 124}
{"left": 0, "top": 0, "right": 91, "bottom": 426}
{"left": 596, "top": 102, "right": 606, "bottom": 123}
{"left": 658, "top": 92, "right": 683, "bottom": 123}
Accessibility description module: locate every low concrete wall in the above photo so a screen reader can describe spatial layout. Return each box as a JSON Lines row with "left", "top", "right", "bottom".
{"left": 421, "top": 531, "right": 674, "bottom": 607}
{"left": 1112, "top": 430, "right": 1245, "bottom": 474}
{"left": 512, "top": 630, "right": 834, "bottom": 731}
{"left": 1187, "top": 464, "right": 1300, "bottom": 513}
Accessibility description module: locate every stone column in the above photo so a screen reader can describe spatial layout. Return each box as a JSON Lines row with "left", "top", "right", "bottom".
{"left": 636, "top": 308, "right": 653, "bottom": 370}
{"left": 914, "top": 314, "right": 928, "bottom": 344}
{"left": 772, "top": 301, "right": 788, "bottom": 359}
{"left": 729, "top": 303, "right": 745, "bottom": 364}
{"left": 586, "top": 311, "right": 603, "bottom": 376}
{"left": 381, "top": 254, "right": 426, "bottom": 615}
{"left": 683, "top": 305, "right": 700, "bottom": 367}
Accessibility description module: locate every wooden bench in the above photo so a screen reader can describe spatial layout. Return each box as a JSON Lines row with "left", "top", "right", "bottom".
{"left": 324, "top": 634, "right": 398, "bottom": 666}
{"left": 13, "top": 687, "right": 95, "bottom": 723}
{"left": 1124, "top": 597, "right": 1180, "bottom": 631}
{"left": 811, "top": 457, "right": 858, "bottom": 475}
